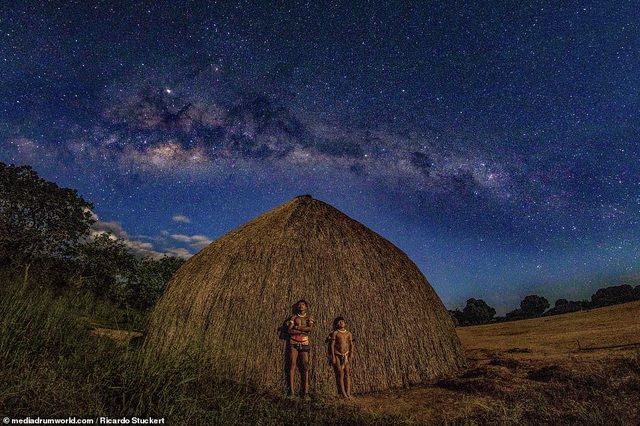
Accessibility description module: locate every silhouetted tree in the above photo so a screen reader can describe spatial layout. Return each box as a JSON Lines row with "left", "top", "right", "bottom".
{"left": 591, "top": 285, "right": 636, "bottom": 307}
{"left": 544, "top": 298, "right": 583, "bottom": 316}
{"left": 520, "top": 294, "right": 549, "bottom": 317}
{"left": 0, "top": 163, "right": 94, "bottom": 286}
{"left": 505, "top": 308, "right": 525, "bottom": 321}
{"left": 128, "top": 256, "right": 185, "bottom": 309}
{"left": 76, "top": 233, "right": 138, "bottom": 304}
{"left": 555, "top": 298, "right": 568, "bottom": 307}
{"left": 76, "top": 234, "right": 184, "bottom": 308}
{"left": 460, "top": 298, "right": 496, "bottom": 325}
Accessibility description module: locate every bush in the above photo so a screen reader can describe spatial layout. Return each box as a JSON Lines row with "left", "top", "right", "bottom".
{"left": 505, "top": 308, "right": 525, "bottom": 321}
{"left": 462, "top": 298, "right": 496, "bottom": 325}
{"left": 555, "top": 299, "right": 568, "bottom": 307}
{"left": 544, "top": 300, "right": 583, "bottom": 316}
{"left": 75, "top": 234, "right": 184, "bottom": 309}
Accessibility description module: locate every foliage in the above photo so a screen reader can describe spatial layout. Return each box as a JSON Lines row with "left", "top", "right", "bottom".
{"left": 591, "top": 284, "right": 638, "bottom": 308}
{"left": 0, "top": 162, "right": 94, "bottom": 282}
{"left": 555, "top": 298, "right": 568, "bottom": 307}
{"left": 0, "top": 161, "right": 184, "bottom": 309}
{"left": 544, "top": 299, "right": 584, "bottom": 316}
{"left": 76, "top": 234, "right": 184, "bottom": 309}
{"left": 520, "top": 294, "right": 550, "bottom": 317}
{"left": 504, "top": 308, "right": 525, "bottom": 321}
{"left": 76, "top": 234, "right": 139, "bottom": 302}
{"left": 462, "top": 298, "right": 496, "bottom": 325}
{"left": 450, "top": 299, "right": 496, "bottom": 326}
{"left": 128, "top": 256, "right": 185, "bottom": 309}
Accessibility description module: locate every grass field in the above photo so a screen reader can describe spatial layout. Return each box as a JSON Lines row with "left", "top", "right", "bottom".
{"left": 355, "top": 301, "right": 640, "bottom": 424}
{"left": 460, "top": 301, "right": 640, "bottom": 358}
{"left": 2, "top": 277, "right": 640, "bottom": 425}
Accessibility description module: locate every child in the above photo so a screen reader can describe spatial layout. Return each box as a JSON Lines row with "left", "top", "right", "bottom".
{"left": 325, "top": 316, "right": 354, "bottom": 398}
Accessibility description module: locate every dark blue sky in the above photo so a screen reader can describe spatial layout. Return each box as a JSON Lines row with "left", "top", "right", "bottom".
{"left": 1, "top": 1, "right": 639, "bottom": 312}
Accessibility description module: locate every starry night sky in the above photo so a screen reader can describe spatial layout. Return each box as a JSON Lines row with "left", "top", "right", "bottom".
{"left": 1, "top": 1, "right": 639, "bottom": 312}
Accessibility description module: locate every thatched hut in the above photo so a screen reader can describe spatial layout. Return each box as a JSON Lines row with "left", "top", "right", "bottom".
{"left": 145, "top": 195, "right": 466, "bottom": 394}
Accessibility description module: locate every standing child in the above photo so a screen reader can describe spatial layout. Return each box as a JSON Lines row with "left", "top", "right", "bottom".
{"left": 325, "top": 316, "right": 354, "bottom": 398}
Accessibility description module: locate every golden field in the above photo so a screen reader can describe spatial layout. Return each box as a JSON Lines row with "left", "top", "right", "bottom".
{"left": 354, "top": 301, "right": 640, "bottom": 424}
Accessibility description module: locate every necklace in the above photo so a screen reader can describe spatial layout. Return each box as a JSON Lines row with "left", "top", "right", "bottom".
{"left": 337, "top": 328, "right": 347, "bottom": 333}
{"left": 296, "top": 312, "right": 307, "bottom": 318}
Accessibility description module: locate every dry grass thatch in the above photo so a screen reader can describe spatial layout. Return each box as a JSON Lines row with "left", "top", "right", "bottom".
{"left": 144, "top": 195, "right": 466, "bottom": 394}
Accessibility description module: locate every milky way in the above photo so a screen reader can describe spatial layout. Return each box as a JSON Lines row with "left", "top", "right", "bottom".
{"left": 1, "top": 1, "right": 639, "bottom": 312}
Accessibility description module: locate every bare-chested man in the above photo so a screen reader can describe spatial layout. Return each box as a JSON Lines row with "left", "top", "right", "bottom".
{"left": 286, "top": 299, "right": 315, "bottom": 398}
{"left": 326, "top": 316, "right": 354, "bottom": 398}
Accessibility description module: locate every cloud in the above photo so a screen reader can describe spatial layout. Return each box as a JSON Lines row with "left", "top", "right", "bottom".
{"left": 90, "top": 214, "right": 194, "bottom": 259}
{"left": 170, "top": 233, "right": 213, "bottom": 251}
{"left": 172, "top": 214, "right": 192, "bottom": 223}
{"left": 163, "top": 247, "right": 193, "bottom": 258}
{"left": 91, "top": 220, "right": 129, "bottom": 240}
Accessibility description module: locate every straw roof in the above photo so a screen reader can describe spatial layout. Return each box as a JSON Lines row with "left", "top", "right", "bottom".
{"left": 145, "top": 195, "right": 466, "bottom": 394}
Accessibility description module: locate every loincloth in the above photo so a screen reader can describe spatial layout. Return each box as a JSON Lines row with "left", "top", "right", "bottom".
{"left": 335, "top": 350, "right": 349, "bottom": 363}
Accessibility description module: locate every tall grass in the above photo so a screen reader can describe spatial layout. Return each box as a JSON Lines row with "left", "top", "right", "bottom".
{"left": 0, "top": 277, "right": 398, "bottom": 424}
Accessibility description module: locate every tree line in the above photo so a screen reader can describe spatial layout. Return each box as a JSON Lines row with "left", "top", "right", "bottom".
{"left": 0, "top": 162, "right": 184, "bottom": 309}
{"left": 449, "top": 284, "right": 640, "bottom": 326}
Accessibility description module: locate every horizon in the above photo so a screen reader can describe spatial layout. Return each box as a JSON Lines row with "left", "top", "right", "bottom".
{"left": 2, "top": 2, "right": 639, "bottom": 315}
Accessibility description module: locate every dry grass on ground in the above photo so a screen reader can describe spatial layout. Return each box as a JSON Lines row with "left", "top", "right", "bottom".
{"left": 460, "top": 301, "right": 640, "bottom": 360}
{"left": 84, "top": 300, "right": 640, "bottom": 424}
{"left": 353, "top": 301, "right": 640, "bottom": 425}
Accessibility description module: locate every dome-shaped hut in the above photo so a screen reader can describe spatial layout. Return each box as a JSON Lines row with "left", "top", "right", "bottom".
{"left": 145, "top": 195, "right": 466, "bottom": 394}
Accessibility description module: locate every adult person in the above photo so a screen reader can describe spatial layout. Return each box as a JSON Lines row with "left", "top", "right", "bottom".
{"left": 286, "top": 299, "right": 315, "bottom": 398}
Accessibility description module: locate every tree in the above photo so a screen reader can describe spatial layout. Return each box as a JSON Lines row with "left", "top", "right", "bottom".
{"left": 76, "top": 234, "right": 185, "bottom": 308}
{"left": 460, "top": 298, "right": 496, "bottom": 325}
{"left": 128, "top": 256, "right": 185, "bottom": 309}
{"left": 591, "top": 285, "right": 636, "bottom": 307}
{"left": 520, "top": 294, "right": 549, "bottom": 317}
{"left": 555, "top": 298, "right": 568, "bottom": 307}
{"left": 0, "top": 163, "right": 94, "bottom": 286}
{"left": 76, "top": 233, "right": 138, "bottom": 304}
{"left": 505, "top": 308, "right": 525, "bottom": 320}
{"left": 544, "top": 299, "right": 583, "bottom": 316}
